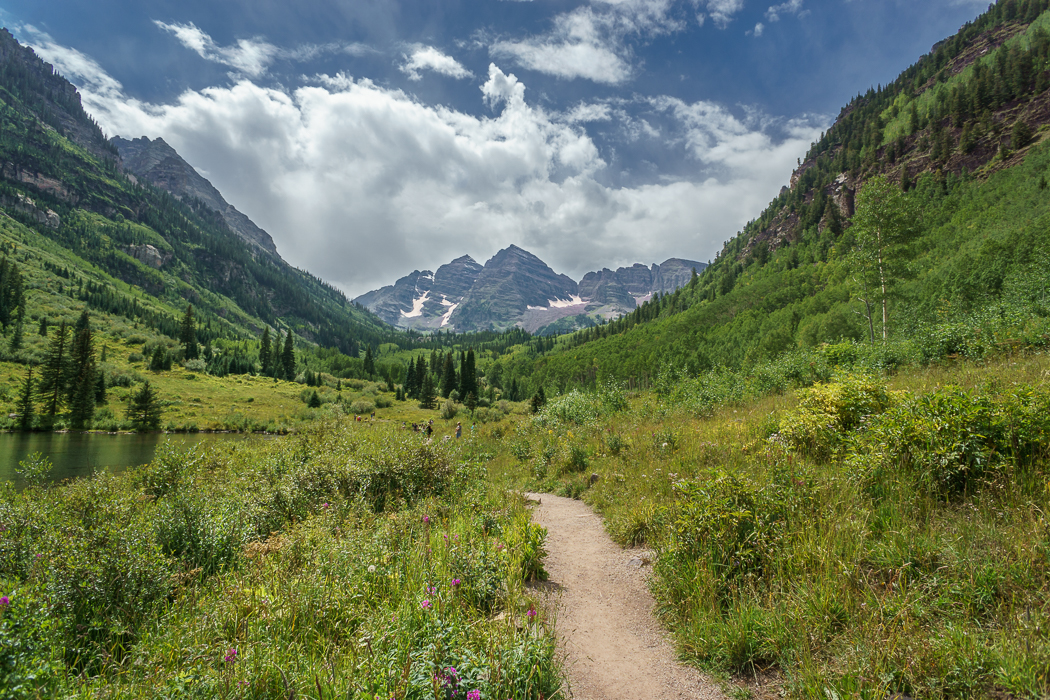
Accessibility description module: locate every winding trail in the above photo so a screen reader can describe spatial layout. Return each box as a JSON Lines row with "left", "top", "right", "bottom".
{"left": 527, "top": 493, "right": 725, "bottom": 700}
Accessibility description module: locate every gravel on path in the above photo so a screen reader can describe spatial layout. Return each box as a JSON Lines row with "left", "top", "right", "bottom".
{"left": 527, "top": 492, "right": 726, "bottom": 700}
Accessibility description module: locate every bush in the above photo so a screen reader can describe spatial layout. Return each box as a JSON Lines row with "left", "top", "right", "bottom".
{"left": 182, "top": 358, "right": 207, "bottom": 372}
{"left": 349, "top": 399, "right": 375, "bottom": 415}
{"left": 441, "top": 398, "right": 459, "bottom": 420}
{"left": 375, "top": 395, "right": 393, "bottom": 409}
{"left": 563, "top": 442, "right": 589, "bottom": 473}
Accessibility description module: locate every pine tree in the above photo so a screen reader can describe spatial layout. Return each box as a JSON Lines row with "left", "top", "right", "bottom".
{"left": 40, "top": 320, "right": 70, "bottom": 418}
{"left": 38, "top": 317, "right": 47, "bottom": 336}
{"left": 127, "top": 381, "right": 162, "bottom": 431}
{"left": 307, "top": 390, "right": 322, "bottom": 408}
{"left": 282, "top": 330, "right": 296, "bottom": 380}
{"left": 271, "top": 332, "right": 285, "bottom": 379}
{"left": 180, "top": 304, "right": 198, "bottom": 359}
{"left": 95, "top": 372, "right": 106, "bottom": 404}
{"left": 259, "top": 327, "right": 272, "bottom": 376}
{"left": 418, "top": 373, "right": 437, "bottom": 410}
{"left": 405, "top": 358, "right": 417, "bottom": 399}
{"left": 363, "top": 345, "right": 375, "bottom": 377}
{"left": 68, "top": 310, "right": 96, "bottom": 429}
{"left": 16, "top": 365, "right": 34, "bottom": 431}
{"left": 440, "top": 354, "right": 457, "bottom": 398}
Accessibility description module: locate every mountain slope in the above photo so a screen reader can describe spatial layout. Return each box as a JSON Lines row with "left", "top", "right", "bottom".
{"left": 112, "top": 136, "right": 280, "bottom": 258}
{"left": 501, "top": 0, "right": 1050, "bottom": 389}
{"left": 0, "top": 28, "right": 395, "bottom": 356}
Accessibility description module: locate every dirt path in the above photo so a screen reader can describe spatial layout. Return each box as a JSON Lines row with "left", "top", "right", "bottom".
{"left": 527, "top": 493, "right": 725, "bottom": 700}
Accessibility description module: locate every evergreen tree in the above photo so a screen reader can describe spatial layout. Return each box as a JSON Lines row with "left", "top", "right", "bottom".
{"left": 149, "top": 345, "right": 170, "bottom": 371}
{"left": 282, "top": 330, "right": 296, "bottom": 380}
{"left": 464, "top": 391, "right": 478, "bottom": 415}
{"left": 38, "top": 317, "right": 47, "bottom": 336}
{"left": 40, "top": 320, "right": 70, "bottom": 418}
{"left": 16, "top": 365, "right": 34, "bottom": 431}
{"left": 1012, "top": 119, "right": 1033, "bottom": 149}
{"left": 405, "top": 358, "right": 417, "bottom": 399}
{"left": 440, "top": 354, "right": 457, "bottom": 398}
{"left": 259, "top": 327, "right": 272, "bottom": 376}
{"left": 180, "top": 304, "right": 198, "bottom": 359}
{"left": 363, "top": 345, "right": 375, "bottom": 377}
{"left": 418, "top": 372, "right": 437, "bottom": 410}
{"left": 95, "top": 372, "right": 106, "bottom": 405}
{"left": 271, "top": 332, "right": 285, "bottom": 379}
{"left": 307, "top": 390, "right": 322, "bottom": 408}
{"left": 127, "top": 381, "right": 162, "bottom": 431}
{"left": 529, "top": 387, "right": 547, "bottom": 414}
{"left": 68, "top": 310, "right": 96, "bottom": 428}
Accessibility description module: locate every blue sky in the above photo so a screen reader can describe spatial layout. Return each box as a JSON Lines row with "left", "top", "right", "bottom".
{"left": 2, "top": 0, "right": 989, "bottom": 295}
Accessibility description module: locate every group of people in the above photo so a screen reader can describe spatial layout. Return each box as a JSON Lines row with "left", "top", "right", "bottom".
{"left": 404, "top": 419, "right": 464, "bottom": 439}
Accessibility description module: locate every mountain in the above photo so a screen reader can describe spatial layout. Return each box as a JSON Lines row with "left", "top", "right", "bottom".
{"left": 506, "top": 0, "right": 1050, "bottom": 388}
{"left": 355, "top": 246, "right": 705, "bottom": 333}
{"left": 354, "top": 255, "right": 484, "bottom": 329}
{"left": 0, "top": 28, "right": 395, "bottom": 356}
{"left": 112, "top": 136, "right": 280, "bottom": 258}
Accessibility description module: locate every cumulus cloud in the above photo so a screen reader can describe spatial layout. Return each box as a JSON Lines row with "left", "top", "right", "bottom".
{"left": 30, "top": 29, "right": 825, "bottom": 297}
{"left": 702, "top": 0, "right": 745, "bottom": 28}
{"left": 399, "top": 44, "right": 473, "bottom": 81}
{"left": 765, "top": 0, "right": 808, "bottom": 22}
{"left": 751, "top": 22, "right": 765, "bottom": 36}
{"left": 491, "top": 0, "right": 684, "bottom": 84}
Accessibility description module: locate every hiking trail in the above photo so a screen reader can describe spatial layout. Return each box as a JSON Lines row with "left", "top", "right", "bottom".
{"left": 526, "top": 492, "right": 726, "bottom": 700}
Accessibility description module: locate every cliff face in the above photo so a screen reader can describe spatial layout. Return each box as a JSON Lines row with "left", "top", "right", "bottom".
{"left": 112, "top": 136, "right": 281, "bottom": 258}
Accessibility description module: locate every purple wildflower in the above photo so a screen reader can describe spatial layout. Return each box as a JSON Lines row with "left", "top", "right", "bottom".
{"left": 224, "top": 648, "right": 238, "bottom": 663}
{"left": 322, "top": 502, "right": 330, "bottom": 509}
{"left": 467, "top": 690, "right": 481, "bottom": 700}
{"left": 427, "top": 586, "right": 438, "bottom": 595}
{"left": 0, "top": 595, "right": 9, "bottom": 608}
{"left": 422, "top": 515, "right": 430, "bottom": 524}
{"left": 452, "top": 578, "right": 461, "bottom": 587}
{"left": 421, "top": 600, "right": 432, "bottom": 609}
{"left": 526, "top": 607, "right": 537, "bottom": 619}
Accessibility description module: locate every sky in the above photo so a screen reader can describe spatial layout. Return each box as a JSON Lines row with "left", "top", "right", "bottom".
{"left": 1, "top": 0, "right": 990, "bottom": 297}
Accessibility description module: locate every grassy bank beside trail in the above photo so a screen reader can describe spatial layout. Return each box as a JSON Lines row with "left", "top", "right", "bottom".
{"left": 0, "top": 422, "right": 558, "bottom": 699}
{"left": 488, "top": 352, "right": 1050, "bottom": 700}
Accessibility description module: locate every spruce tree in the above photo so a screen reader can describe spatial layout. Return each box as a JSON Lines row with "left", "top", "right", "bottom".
{"left": 16, "top": 365, "right": 34, "bottom": 431}
{"left": 271, "top": 332, "right": 285, "bottom": 379}
{"left": 40, "top": 320, "right": 70, "bottom": 418}
{"left": 38, "top": 317, "right": 47, "bottom": 336}
{"left": 418, "top": 373, "right": 437, "bottom": 410}
{"left": 405, "top": 358, "right": 417, "bottom": 399}
{"left": 282, "top": 330, "right": 296, "bottom": 380}
{"left": 180, "top": 304, "right": 198, "bottom": 359}
{"left": 95, "top": 372, "right": 106, "bottom": 404}
{"left": 68, "top": 310, "right": 96, "bottom": 429}
{"left": 363, "top": 346, "right": 375, "bottom": 377}
{"left": 259, "top": 327, "right": 272, "bottom": 376}
{"left": 440, "top": 354, "right": 457, "bottom": 398}
{"left": 127, "top": 381, "right": 162, "bottom": 431}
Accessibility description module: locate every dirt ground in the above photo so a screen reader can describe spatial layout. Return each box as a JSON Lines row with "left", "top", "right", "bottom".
{"left": 527, "top": 492, "right": 726, "bottom": 700}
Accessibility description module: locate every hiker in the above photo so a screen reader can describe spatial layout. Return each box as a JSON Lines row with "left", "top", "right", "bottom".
{"left": 455, "top": 422, "right": 462, "bottom": 439}
{"left": 425, "top": 423, "right": 433, "bottom": 437}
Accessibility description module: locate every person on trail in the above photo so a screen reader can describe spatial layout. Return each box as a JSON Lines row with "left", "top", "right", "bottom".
{"left": 371, "top": 411, "right": 375, "bottom": 420}
{"left": 425, "top": 423, "right": 433, "bottom": 437}
{"left": 455, "top": 422, "right": 462, "bottom": 439}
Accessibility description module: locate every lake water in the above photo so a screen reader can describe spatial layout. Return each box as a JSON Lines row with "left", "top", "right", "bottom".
{"left": 0, "top": 432, "right": 254, "bottom": 487}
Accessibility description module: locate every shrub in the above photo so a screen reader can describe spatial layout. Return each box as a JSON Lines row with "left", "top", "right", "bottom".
{"left": 563, "top": 442, "right": 588, "bottom": 473}
{"left": 350, "top": 399, "right": 375, "bottom": 415}
{"left": 182, "top": 358, "right": 207, "bottom": 372}
{"left": 441, "top": 398, "right": 459, "bottom": 420}
{"left": 375, "top": 395, "right": 393, "bottom": 409}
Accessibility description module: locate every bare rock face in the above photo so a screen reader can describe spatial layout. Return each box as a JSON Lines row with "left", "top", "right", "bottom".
{"left": 111, "top": 136, "right": 281, "bottom": 258}
{"left": 0, "top": 192, "right": 60, "bottom": 228}
{"left": 125, "top": 244, "right": 168, "bottom": 268}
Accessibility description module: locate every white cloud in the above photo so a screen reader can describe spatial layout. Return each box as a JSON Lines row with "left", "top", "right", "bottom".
{"left": 752, "top": 22, "right": 765, "bottom": 36}
{"left": 399, "top": 44, "right": 473, "bottom": 81}
{"left": 154, "top": 21, "right": 278, "bottom": 77}
{"left": 702, "top": 0, "right": 745, "bottom": 28}
{"left": 765, "top": 0, "right": 807, "bottom": 22}
{"left": 33, "top": 30, "right": 826, "bottom": 297}
{"left": 490, "top": 0, "right": 684, "bottom": 84}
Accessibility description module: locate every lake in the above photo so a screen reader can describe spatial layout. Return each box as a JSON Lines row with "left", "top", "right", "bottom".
{"left": 0, "top": 432, "right": 256, "bottom": 487}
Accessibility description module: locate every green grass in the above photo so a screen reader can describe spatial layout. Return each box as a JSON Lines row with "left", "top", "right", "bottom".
{"left": 0, "top": 421, "right": 560, "bottom": 699}
{"left": 486, "top": 350, "right": 1050, "bottom": 699}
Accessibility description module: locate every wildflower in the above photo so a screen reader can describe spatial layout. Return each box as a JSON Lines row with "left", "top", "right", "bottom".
{"left": 421, "top": 600, "right": 432, "bottom": 609}
{"left": 427, "top": 586, "right": 438, "bottom": 595}
{"left": 467, "top": 691, "right": 481, "bottom": 700}
{"left": 526, "top": 607, "right": 537, "bottom": 619}
{"left": 0, "top": 595, "right": 9, "bottom": 608}
{"left": 452, "top": 578, "right": 461, "bottom": 587}
{"left": 422, "top": 515, "right": 431, "bottom": 524}
{"left": 368, "top": 565, "right": 376, "bottom": 573}
{"left": 322, "top": 502, "right": 330, "bottom": 509}
{"left": 224, "top": 648, "right": 238, "bottom": 663}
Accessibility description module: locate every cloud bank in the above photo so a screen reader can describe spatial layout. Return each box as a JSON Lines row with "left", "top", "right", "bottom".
{"left": 28, "top": 27, "right": 824, "bottom": 297}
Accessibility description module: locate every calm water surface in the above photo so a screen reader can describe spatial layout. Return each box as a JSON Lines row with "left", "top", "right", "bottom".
{"left": 0, "top": 432, "right": 255, "bottom": 486}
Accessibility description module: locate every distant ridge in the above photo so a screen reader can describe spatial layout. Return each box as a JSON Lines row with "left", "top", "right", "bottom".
{"left": 355, "top": 246, "right": 706, "bottom": 334}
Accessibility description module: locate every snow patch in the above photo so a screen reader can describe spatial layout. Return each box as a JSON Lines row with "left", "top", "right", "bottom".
{"left": 527, "top": 305, "right": 548, "bottom": 311}
{"left": 440, "top": 295, "right": 454, "bottom": 306}
{"left": 547, "top": 295, "right": 585, "bottom": 309}
{"left": 440, "top": 302, "right": 459, "bottom": 327}
{"left": 401, "top": 291, "right": 431, "bottom": 318}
